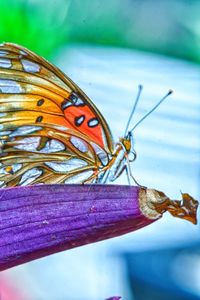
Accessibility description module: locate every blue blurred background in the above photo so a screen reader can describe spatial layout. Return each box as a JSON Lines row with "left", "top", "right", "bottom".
{"left": 0, "top": 0, "right": 200, "bottom": 299}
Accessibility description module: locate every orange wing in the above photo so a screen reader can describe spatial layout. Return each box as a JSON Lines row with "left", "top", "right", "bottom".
{"left": 0, "top": 43, "right": 114, "bottom": 151}
{"left": 0, "top": 43, "right": 113, "bottom": 186}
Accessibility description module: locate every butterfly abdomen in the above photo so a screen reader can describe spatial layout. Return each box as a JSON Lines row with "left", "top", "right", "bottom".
{"left": 99, "top": 145, "right": 127, "bottom": 183}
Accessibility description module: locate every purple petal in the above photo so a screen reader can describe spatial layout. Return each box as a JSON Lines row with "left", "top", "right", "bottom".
{"left": 0, "top": 184, "right": 153, "bottom": 271}
{"left": 0, "top": 184, "right": 198, "bottom": 271}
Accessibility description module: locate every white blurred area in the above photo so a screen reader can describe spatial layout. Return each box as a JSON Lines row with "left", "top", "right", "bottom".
{"left": 2, "top": 46, "right": 200, "bottom": 300}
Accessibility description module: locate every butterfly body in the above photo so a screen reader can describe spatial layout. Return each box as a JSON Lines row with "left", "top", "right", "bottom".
{"left": 0, "top": 43, "right": 134, "bottom": 187}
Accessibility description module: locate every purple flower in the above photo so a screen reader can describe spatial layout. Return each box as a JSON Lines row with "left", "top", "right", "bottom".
{"left": 0, "top": 184, "right": 198, "bottom": 271}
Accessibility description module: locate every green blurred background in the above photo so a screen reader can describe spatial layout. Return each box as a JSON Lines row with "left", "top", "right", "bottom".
{"left": 2, "top": 0, "right": 200, "bottom": 61}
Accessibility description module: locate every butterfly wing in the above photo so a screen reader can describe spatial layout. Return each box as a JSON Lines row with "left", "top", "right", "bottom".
{"left": 0, "top": 43, "right": 113, "bottom": 186}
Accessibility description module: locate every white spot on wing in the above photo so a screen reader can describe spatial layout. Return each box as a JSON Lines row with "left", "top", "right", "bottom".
{"left": 19, "top": 168, "right": 42, "bottom": 186}
{"left": 0, "top": 79, "right": 22, "bottom": 93}
{"left": 14, "top": 137, "right": 40, "bottom": 151}
{"left": 12, "top": 164, "right": 23, "bottom": 173}
{"left": 88, "top": 118, "right": 99, "bottom": 127}
{"left": 0, "top": 130, "right": 11, "bottom": 136}
{"left": 45, "top": 158, "right": 88, "bottom": 172}
{"left": 0, "top": 180, "right": 6, "bottom": 188}
{"left": 14, "top": 137, "right": 66, "bottom": 153}
{"left": 21, "top": 59, "right": 40, "bottom": 73}
{"left": 70, "top": 136, "right": 88, "bottom": 153}
{"left": 19, "top": 50, "right": 27, "bottom": 56}
{"left": 0, "top": 112, "right": 7, "bottom": 117}
{"left": 64, "top": 170, "right": 93, "bottom": 184}
{"left": 0, "top": 139, "right": 4, "bottom": 151}
{"left": 75, "top": 115, "right": 85, "bottom": 126}
{"left": 91, "top": 142, "right": 108, "bottom": 166}
{"left": 41, "top": 139, "right": 65, "bottom": 153}
{"left": 10, "top": 126, "right": 42, "bottom": 137}
{"left": 0, "top": 163, "right": 22, "bottom": 174}
{"left": 0, "top": 58, "right": 11, "bottom": 68}
{"left": 75, "top": 98, "right": 84, "bottom": 106}
{"left": 0, "top": 50, "right": 8, "bottom": 56}
{"left": 0, "top": 167, "right": 6, "bottom": 174}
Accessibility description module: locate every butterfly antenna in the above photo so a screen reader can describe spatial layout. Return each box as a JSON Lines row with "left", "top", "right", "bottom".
{"left": 129, "top": 89, "right": 173, "bottom": 132}
{"left": 124, "top": 84, "right": 143, "bottom": 136}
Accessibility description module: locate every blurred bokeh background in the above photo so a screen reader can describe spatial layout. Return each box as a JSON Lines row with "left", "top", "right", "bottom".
{"left": 1, "top": 0, "right": 200, "bottom": 62}
{"left": 0, "top": 0, "right": 200, "bottom": 299}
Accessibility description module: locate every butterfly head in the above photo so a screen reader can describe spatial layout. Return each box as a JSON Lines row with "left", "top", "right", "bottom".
{"left": 120, "top": 131, "right": 136, "bottom": 162}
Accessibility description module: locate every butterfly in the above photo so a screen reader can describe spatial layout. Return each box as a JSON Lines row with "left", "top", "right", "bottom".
{"left": 0, "top": 43, "right": 171, "bottom": 187}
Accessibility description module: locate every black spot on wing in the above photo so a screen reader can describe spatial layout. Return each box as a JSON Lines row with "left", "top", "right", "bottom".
{"left": 62, "top": 92, "right": 85, "bottom": 111}
{"left": 74, "top": 97, "right": 85, "bottom": 107}
{"left": 61, "top": 98, "right": 72, "bottom": 110}
{"left": 37, "top": 99, "right": 44, "bottom": 106}
{"left": 36, "top": 116, "right": 43, "bottom": 123}
{"left": 69, "top": 92, "right": 78, "bottom": 102}
{"left": 88, "top": 118, "right": 99, "bottom": 128}
{"left": 74, "top": 115, "right": 85, "bottom": 127}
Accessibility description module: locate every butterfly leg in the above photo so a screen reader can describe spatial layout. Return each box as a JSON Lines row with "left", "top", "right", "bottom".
{"left": 124, "top": 153, "right": 143, "bottom": 187}
{"left": 125, "top": 165, "right": 131, "bottom": 185}
{"left": 99, "top": 168, "right": 110, "bottom": 183}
